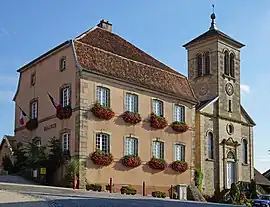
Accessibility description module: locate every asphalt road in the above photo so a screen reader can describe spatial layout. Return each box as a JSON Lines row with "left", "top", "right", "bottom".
{"left": 0, "top": 176, "right": 242, "bottom": 207}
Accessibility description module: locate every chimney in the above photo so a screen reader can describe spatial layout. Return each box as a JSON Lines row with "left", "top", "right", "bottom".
{"left": 97, "top": 19, "right": 112, "bottom": 32}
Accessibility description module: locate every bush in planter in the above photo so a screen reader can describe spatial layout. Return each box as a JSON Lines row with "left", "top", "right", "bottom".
{"left": 152, "top": 191, "right": 166, "bottom": 198}
{"left": 89, "top": 183, "right": 102, "bottom": 192}
{"left": 105, "top": 184, "right": 114, "bottom": 191}
{"left": 122, "top": 111, "right": 142, "bottom": 124}
{"left": 25, "top": 118, "right": 38, "bottom": 131}
{"left": 149, "top": 113, "right": 167, "bottom": 129}
{"left": 148, "top": 157, "right": 167, "bottom": 170}
{"left": 170, "top": 121, "right": 189, "bottom": 133}
{"left": 120, "top": 185, "right": 137, "bottom": 195}
{"left": 86, "top": 183, "right": 91, "bottom": 191}
{"left": 56, "top": 105, "right": 72, "bottom": 120}
{"left": 121, "top": 155, "right": 141, "bottom": 168}
{"left": 171, "top": 160, "right": 189, "bottom": 173}
{"left": 91, "top": 102, "right": 115, "bottom": 120}
{"left": 90, "top": 149, "right": 113, "bottom": 166}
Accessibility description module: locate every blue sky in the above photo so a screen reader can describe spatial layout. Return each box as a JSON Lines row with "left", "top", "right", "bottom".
{"left": 0, "top": 0, "right": 269, "bottom": 173}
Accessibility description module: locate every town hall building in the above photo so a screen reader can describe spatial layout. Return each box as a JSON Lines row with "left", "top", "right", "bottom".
{"left": 12, "top": 11, "right": 255, "bottom": 197}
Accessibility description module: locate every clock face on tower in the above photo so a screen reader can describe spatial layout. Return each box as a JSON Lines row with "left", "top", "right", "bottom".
{"left": 225, "top": 83, "right": 234, "bottom": 96}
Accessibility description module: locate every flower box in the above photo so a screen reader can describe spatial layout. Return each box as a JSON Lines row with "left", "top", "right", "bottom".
{"left": 171, "top": 121, "right": 189, "bottom": 133}
{"left": 148, "top": 157, "right": 167, "bottom": 170}
{"left": 25, "top": 118, "right": 38, "bottom": 131}
{"left": 91, "top": 103, "right": 115, "bottom": 120}
{"left": 171, "top": 160, "right": 188, "bottom": 173}
{"left": 90, "top": 150, "right": 113, "bottom": 166}
{"left": 56, "top": 105, "right": 72, "bottom": 120}
{"left": 121, "top": 155, "right": 141, "bottom": 168}
{"left": 149, "top": 113, "right": 167, "bottom": 129}
{"left": 122, "top": 111, "right": 142, "bottom": 124}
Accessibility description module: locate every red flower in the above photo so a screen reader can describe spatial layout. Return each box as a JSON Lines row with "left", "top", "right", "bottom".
{"left": 149, "top": 113, "right": 167, "bottom": 129}
{"left": 171, "top": 121, "right": 189, "bottom": 133}
{"left": 122, "top": 111, "right": 142, "bottom": 124}
{"left": 90, "top": 150, "right": 113, "bottom": 166}
{"left": 91, "top": 103, "right": 115, "bottom": 120}
{"left": 121, "top": 155, "right": 141, "bottom": 168}
{"left": 171, "top": 160, "right": 188, "bottom": 173}
{"left": 56, "top": 105, "right": 72, "bottom": 120}
{"left": 148, "top": 157, "right": 167, "bottom": 170}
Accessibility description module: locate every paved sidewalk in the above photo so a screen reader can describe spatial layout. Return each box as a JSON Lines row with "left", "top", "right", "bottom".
{"left": 0, "top": 190, "right": 49, "bottom": 207}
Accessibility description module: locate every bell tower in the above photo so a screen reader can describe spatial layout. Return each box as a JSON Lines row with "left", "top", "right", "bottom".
{"left": 183, "top": 7, "right": 245, "bottom": 120}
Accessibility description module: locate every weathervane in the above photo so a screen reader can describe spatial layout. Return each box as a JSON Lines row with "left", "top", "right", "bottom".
{"left": 209, "top": 4, "right": 217, "bottom": 30}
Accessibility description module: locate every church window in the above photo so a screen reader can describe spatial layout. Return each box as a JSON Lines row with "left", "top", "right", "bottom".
{"left": 228, "top": 100, "right": 232, "bottom": 112}
{"left": 196, "top": 54, "right": 203, "bottom": 77}
{"left": 224, "top": 51, "right": 229, "bottom": 75}
{"left": 204, "top": 52, "right": 210, "bottom": 75}
{"left": 207, "top": 132, "right": 214, "bottom": 159}
{"left": 230, "top": 53, "right": 235, "bottom": 78}
{"left": 242, "top": 139, "right": 248, "bottom": 164}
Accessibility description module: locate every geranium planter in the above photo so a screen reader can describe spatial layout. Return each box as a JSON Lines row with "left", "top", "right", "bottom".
{"left": 121, "top": 155, "right": 141, "bottom": 168}
{"left": 25, "top": 118, "right": 38, "bottom": 131}
{"left": 149, "top": 113, "right": 167, "bottom": 129}
{"left": 171, "top": 160, "right": 188, "bottom": 173}
{"left": 171, "top": 121, "right": 189, "bottom": 133}
{"left": 122, "top": 111, "right": 142, "bottom": 124}
{"left": 56, "top": 105, "right": 72, "bottom": 120}
{"left": 90, "top": 150, "right": 113, "bottom": 166}
{"left": 148, "top": 157, "right": 167, "bottom": 170}
{"left": 91, "top": 103, "right": 115, "bottom": 120}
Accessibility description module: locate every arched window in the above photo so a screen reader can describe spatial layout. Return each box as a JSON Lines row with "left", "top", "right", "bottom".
{"left": 227, "top": 151, "right": 235, "bottom": 160}
{"left": 207, "top": 132, "right": 214, "bottom": 159}
{"left": 242, "top": 139, "right": 248, "bottom": 164}
{"left": 204, "top": 52, "right": 210, "bottom": 75}
{"left": 196, "top": 54, "right": 203, "bottom": 77}
{"left": 224, "top": 51, "right": 229, "bottom": 75}
{"left": 230, "top": 53, "right": 235, "bottom": 77}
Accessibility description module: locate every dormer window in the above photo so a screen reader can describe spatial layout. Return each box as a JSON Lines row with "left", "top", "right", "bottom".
{"left": 196, "top": 54, "right": 203, "bottom": 77}
{"left": 60, "top": 56, "right": 66, "bottom": 71}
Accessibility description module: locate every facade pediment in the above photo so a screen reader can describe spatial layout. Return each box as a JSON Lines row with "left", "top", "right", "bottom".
{"left": 221, "top": 137, "right": 240, "bottom": 147}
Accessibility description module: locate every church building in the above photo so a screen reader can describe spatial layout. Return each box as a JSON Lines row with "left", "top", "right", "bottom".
{"left": 12, "top": 10, "right": 255, "bottom": 197}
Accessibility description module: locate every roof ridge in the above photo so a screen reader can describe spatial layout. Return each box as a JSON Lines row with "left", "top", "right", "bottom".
{"left": 74, "top": 40, "right": 186, "bottom": 79}
{"left": 75, "top": 27, "right": 183, "bottom": 76}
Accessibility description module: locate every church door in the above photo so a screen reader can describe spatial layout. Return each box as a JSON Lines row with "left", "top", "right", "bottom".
{"left": 227, "top": 161, "right": 235, "bottom": 188}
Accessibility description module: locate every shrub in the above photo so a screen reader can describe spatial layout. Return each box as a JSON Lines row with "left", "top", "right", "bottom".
{"left": 171, "top": 160, "right": 188, "bottom": 173}
{"left": 152, "top": 191, "right": 166, "bottom": 198}
{"left": 91, "top": 102, "right": 115, "bottom": 120}
{"left": 120, "top": 185, "right": 136, "bottom": 195}
{"left": 171, "top": 121, "right": 189, "bottom": 133}
{"left": 88, "top": 183, "right": 102, "bottom": 192}
{"left": 194, "top": 168, "right": 203, "bottom": 192}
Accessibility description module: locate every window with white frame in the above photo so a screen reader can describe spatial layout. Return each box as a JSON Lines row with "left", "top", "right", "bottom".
{"left": 96, "top": 133, "right": 110, "bottom": 153}
{"left": 61, "top": 86, "right": 70, "bottom": 107}
{"left": 125, "top": 93, "right": 138, "bottom": 113}
{"left": 125, "top": 136, "right": 138, "bottom": 156}
{"left": 96, "top": 86, "right": 110, "bottom": 107}
{"left": 174, "top": 143, "right": 185, "bottom": 161}
{"left": 62, "top": 133, "right": 69, "bottom": 151}
{"left": 152, "top": 141, "right": 164, "bottom": 159}
{"left": 152, "top": 99, "right": 163, "bottom": 116}
{"left": 30, "top": 101, "right": 38, "bottom": 119}
{"left": 174, "top": 105, "right": 185, "bottom": 122}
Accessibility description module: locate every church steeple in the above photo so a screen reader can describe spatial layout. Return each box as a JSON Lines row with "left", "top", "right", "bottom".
{"left": 209, "top": 4, "right": 217, "bottom": 30}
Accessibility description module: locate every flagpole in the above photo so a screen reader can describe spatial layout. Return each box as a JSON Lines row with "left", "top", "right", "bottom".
{"left": 16, "top": 103, "right": 31, "bottom": 119}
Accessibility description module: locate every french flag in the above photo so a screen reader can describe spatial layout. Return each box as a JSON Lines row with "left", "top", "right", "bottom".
{"left": 19, "top": 110, "right": 27, "bottom": 125}
{"left": 47, "top": 93, "right": 61, "bottom": 110}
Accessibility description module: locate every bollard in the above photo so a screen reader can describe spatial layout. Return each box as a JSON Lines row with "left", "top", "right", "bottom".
{"left": 109, "top": 177, "right": 113, "bottom": 193}
{"left": 73, "top": 175, "right": 77, "bottom": 190}
{"left": 170, "top": 185, "right": 173, "bottom": 199}
{"left": 143, "top": 181, "right": 146, "bottom": 196}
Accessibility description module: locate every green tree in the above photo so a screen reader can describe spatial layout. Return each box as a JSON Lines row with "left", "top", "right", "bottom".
{"left": 12, "top": 142, "right": 27, "bottom": 173}
{"left": 26, "top": 141, "right": 47, "bottom": 169}
{"left": 2, "top": 155, "right": 13, "bottom": 173}
{"left": 67, "top": 157, "right": 85, "bottom": 188}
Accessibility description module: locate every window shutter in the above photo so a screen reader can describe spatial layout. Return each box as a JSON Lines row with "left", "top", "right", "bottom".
{"left": 96, "top": 87, "right": 101, "bottom": 104}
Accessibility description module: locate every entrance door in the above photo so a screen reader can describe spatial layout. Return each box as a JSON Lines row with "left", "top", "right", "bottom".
{"left": 227, "top": 161, "right": 235, "bottom": 188}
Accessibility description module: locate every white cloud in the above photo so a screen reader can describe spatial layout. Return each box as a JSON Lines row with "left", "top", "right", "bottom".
{"left": 240, "top": 84, "right": 250, "bottom": 94}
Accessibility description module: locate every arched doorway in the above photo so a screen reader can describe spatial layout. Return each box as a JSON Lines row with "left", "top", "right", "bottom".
{"left": 226, "top": 151, "right": 236, "bottom": 188}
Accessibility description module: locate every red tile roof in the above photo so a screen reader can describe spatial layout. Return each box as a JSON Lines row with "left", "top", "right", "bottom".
{"left": 74, "top": 27, "right": 197, "bottom": 103}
